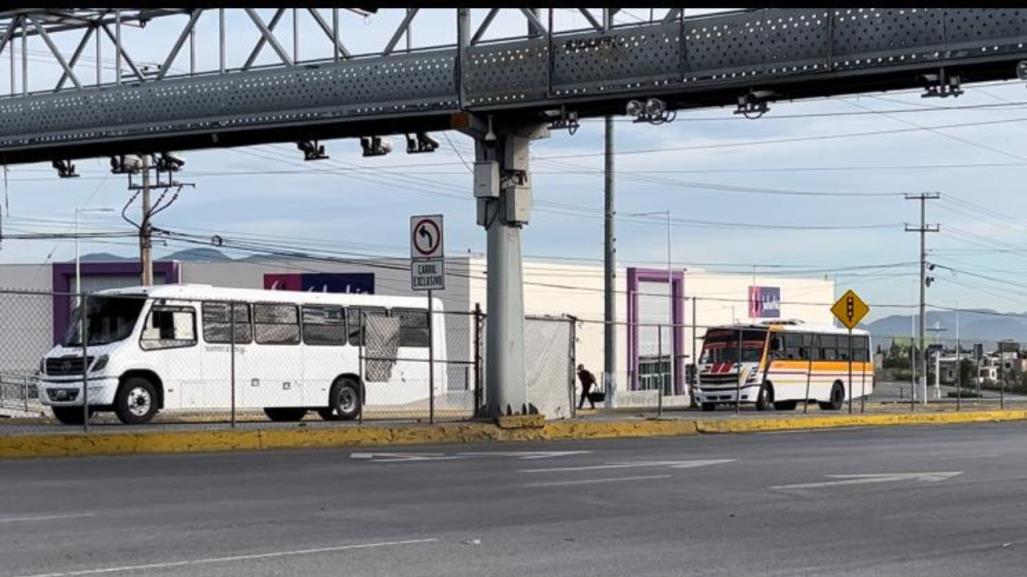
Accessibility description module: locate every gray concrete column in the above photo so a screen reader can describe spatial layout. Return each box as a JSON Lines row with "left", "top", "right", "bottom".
{"left": 466, "top": 120, "right": 548, "bottom": 416}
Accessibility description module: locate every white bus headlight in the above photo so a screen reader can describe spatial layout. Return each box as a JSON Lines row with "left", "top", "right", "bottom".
{"left": 90, "top": 355, "right": 109, "bottom": 373}
{"left": 39, "top": 358, "right": 46, "bottom": 375}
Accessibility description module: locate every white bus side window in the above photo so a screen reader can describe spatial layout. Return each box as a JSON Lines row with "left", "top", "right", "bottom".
{"left": 203, "top": 302, "right": 252, "bottom": 344}
{"left": 855, "top": 336, "right": 870, "bottom": 362}
{"left": 782, "top": 333, "right": 803, "bottom": 360}
{"left": 302, "top": 305, "right": 347, "bottom": 346}
{"left": 820, "top": 334, "right": 839, "bottom": 361}
{"left": 801, "top": 333, "right": 815, "bottom": 361}
{"left": 140, "top": 306, "right": 197, "bottom": 350}
{"left": 392, "top": 308, "right": 429, "bottom": 348}
{"left": 254, "top": 303, "right": 300, "bottom": 345}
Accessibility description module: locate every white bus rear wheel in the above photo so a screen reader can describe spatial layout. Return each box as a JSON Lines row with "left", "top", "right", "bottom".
{"left": 818, "top": 382, "right": 845, "bottom": 411}
{"left": 329, "top": 378, "right": 361, "bottom": 421}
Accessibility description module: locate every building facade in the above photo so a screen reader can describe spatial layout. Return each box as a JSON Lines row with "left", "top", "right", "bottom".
{"left": 0, "top": 256, "right": 835, "bottom": 405}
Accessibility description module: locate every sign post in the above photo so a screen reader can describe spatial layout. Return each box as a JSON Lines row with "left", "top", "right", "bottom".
{"left": 831, "top": 289, "right": 870, "bottom": 415}
{"left": 411, "top": 215, "right": 444, "bottom": 424}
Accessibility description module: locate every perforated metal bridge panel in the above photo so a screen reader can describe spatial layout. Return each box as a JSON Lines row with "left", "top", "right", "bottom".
{"left": 0, "top": 50, "right": 458, "bottom": 151}
{"left": 3, "top": 8, "right": 1027, "bottom": 162}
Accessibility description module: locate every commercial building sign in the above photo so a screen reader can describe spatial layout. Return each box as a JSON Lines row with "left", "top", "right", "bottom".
{"left": 748, "top": 286, "right": 781, "bottom": 318}
{"left": 264, "top": 273, "right": 375, "bottom": 294}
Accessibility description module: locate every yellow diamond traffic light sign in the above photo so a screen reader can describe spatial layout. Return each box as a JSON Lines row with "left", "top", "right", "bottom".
{"left": 832, "top": 289, "right": 870, "bottom": 330}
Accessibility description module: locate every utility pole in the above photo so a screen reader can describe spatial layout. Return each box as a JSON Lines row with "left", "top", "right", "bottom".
{"left": 602, "top": 8, "right": 616, "bottom": 408}
{"left": 905, "top": 192, "right": 940, "bottom": 405}
{"left": 140, "top": 153, "right": 153, "bottom": 286}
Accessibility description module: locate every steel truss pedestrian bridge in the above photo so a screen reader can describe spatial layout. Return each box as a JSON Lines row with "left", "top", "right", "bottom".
{"left": 2, "top": 8, "right": 1027, "bottom": 415}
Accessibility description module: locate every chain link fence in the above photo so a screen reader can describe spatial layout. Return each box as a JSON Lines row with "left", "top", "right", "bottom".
{"left": 570, "top": 314, "right": 1027, "bottom": 415}
{"left": 0, "top": 290, "right": 52, "bottom": 421}
{"left": 0, "top": 288, "right": 578, "bottom": 433}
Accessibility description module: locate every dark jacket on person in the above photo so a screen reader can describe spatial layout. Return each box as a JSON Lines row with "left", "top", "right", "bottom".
{"left": 577, "top": 369, "right": 597, "bottom": 392}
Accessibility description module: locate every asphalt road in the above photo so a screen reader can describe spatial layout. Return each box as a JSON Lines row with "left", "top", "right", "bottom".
{"left": 2, "top": 424, "right": 1027, "bottom": 576}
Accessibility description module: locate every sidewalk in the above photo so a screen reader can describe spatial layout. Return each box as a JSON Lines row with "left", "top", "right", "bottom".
{"left": 2, "top": 403, "right": 1026, "bottom": 459}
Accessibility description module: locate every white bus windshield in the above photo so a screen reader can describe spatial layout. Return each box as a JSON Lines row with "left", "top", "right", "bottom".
{"left": 64, "top": 296, "right": 146, "bottom": 347}
{"left": 700, "top": 328, "right": 767, "bottom": 364}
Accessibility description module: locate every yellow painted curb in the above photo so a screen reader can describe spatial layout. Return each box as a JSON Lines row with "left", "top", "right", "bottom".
{"left": 544, "top": 419, "right": 699, "bottom": 440}
{"left": 694, "top": 410, "right": 1027, "bottom": 434}
{"left": 0, "top": 410, "right": 1024, "bottom": 460}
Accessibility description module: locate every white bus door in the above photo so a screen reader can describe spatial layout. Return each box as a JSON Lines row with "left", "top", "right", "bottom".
{"left": 197, "top": 302, "right": 251, "bottom": 409}
{"left": 246, "top": 303, "right": 304, "bottom": 408}
{"left": 138, "top": 303, "right": 203, "bottom": 410}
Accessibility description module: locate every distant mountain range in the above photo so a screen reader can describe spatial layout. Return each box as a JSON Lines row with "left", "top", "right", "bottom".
{"left": 77, "top": 248, "right": 234, "bottom": 263}
{"left": 866, "top": 310, "right": 1027, "bottom": 344}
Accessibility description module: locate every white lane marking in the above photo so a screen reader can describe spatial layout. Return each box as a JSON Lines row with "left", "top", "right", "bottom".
{"left": 457, "top": 451, "right": 593, "bottom": 460}
{"left": 350, "top": 452, "right": 461, "bottom": 462}
{"left": 770, "top": 471, "right": 962, "bottom": 490}
{"left": 520, "top": 459, "right": 735, "bottom": 474}
{"left": 12, "top": 538, "right": 438, "bottom": 577}
{"left": 0, "top": 513, "right": 95, "bottom": 524}
{"left": 524, "top": 474, "right": 672, "bottom": 488}
{"left": 351, "top": 450, "right": 592, "bottom": 463}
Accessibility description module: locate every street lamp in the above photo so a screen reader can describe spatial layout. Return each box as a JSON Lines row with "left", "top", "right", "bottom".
{"left": 75, "top": 207, "right": 116, "bottom": 306}
{"left": 628, "top": 210, "right": 674, "bottom": 399}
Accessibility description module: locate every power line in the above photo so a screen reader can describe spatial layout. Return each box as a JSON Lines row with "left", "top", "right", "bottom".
{"left": 538, "top": 116, "right": 1027, "bottom": 161}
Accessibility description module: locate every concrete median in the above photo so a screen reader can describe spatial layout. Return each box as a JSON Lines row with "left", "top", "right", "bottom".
{"left": 1, "top": 408, "right": 1025, "bottom": 459}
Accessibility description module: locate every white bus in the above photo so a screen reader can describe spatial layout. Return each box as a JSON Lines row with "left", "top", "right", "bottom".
{"left": 37, "top": 284, "right": 445, "bottom": 425}
{"left": 695, "top": 321, "right": 873, "bottom": 411}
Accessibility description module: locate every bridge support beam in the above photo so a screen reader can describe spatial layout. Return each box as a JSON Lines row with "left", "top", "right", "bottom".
{"left": 463, "top": 117, "right": 549, "bottom": 416}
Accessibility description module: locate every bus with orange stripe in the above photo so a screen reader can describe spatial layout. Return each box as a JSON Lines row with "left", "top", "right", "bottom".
{"left": 695, "top": 321, "right": 872, "bottom": 412}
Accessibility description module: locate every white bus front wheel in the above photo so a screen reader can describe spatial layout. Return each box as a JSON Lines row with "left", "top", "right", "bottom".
{"left": 114, "top": 377, "right": 159, "bottom": 425}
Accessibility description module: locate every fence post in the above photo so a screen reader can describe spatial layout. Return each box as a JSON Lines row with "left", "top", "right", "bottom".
{"left": 860, "top": 341, "right": 866, "bottom": 414}
{"left": 428, "top": 292, "right": 435, "bottom": 425}
{"left": 568, "top": 315, "right": 577, "bottom": 419}
{"left": 81, "top": 292, "right": 89, "bottom": 433}
{"left": 910, "top": 343, "right": 916, "bottom": 412}
{"left": 804, "top": 335, "right": 813, "bottom": 414}
{"left": 691, "top": 297, "right": 698, "bottom": 408}
{"left": 230, "top": 300, "right": 236, "bottom": 428}
{"left": 1000, "top": 354, "right": 1005, "bottom": 410}
{"left": 473, "top": 303, "right": 482, "bottom": 418}
{"left": 735, "top": 327, "right": 742, "bottom": 415}
{"left": 358, "top": 310, "right": 365, "bottom": 425}
{"left": 657, "top": 325, "right": 663, "bottom": 417}
{"left": 956, "top": 343, "right": 961, "bottom": 412}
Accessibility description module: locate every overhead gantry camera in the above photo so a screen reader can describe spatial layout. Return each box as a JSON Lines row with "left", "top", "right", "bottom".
{"left": 297, "top": 140, "right": 328, "bottom": 161}
{"left": 360, "top": 136, "right": 393, "bottom": 157}
{"left": 155, "top": 152, "right": 185, "bottom": 172}
{"left": 110, "top": 154, "right": 143, "bottom": 174}
{"left": 626, "top": 97, "right": 674, "bottom": 124}
{"left": 405, "top": 132, "right": 439, "bottom": 154}
{"left": 52, "top": 159, "right": 79, "bottom": 178}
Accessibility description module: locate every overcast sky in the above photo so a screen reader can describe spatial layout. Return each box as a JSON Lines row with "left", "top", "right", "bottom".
{"left": 3, "top": 9, "right": 1027, "bottom": 321}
